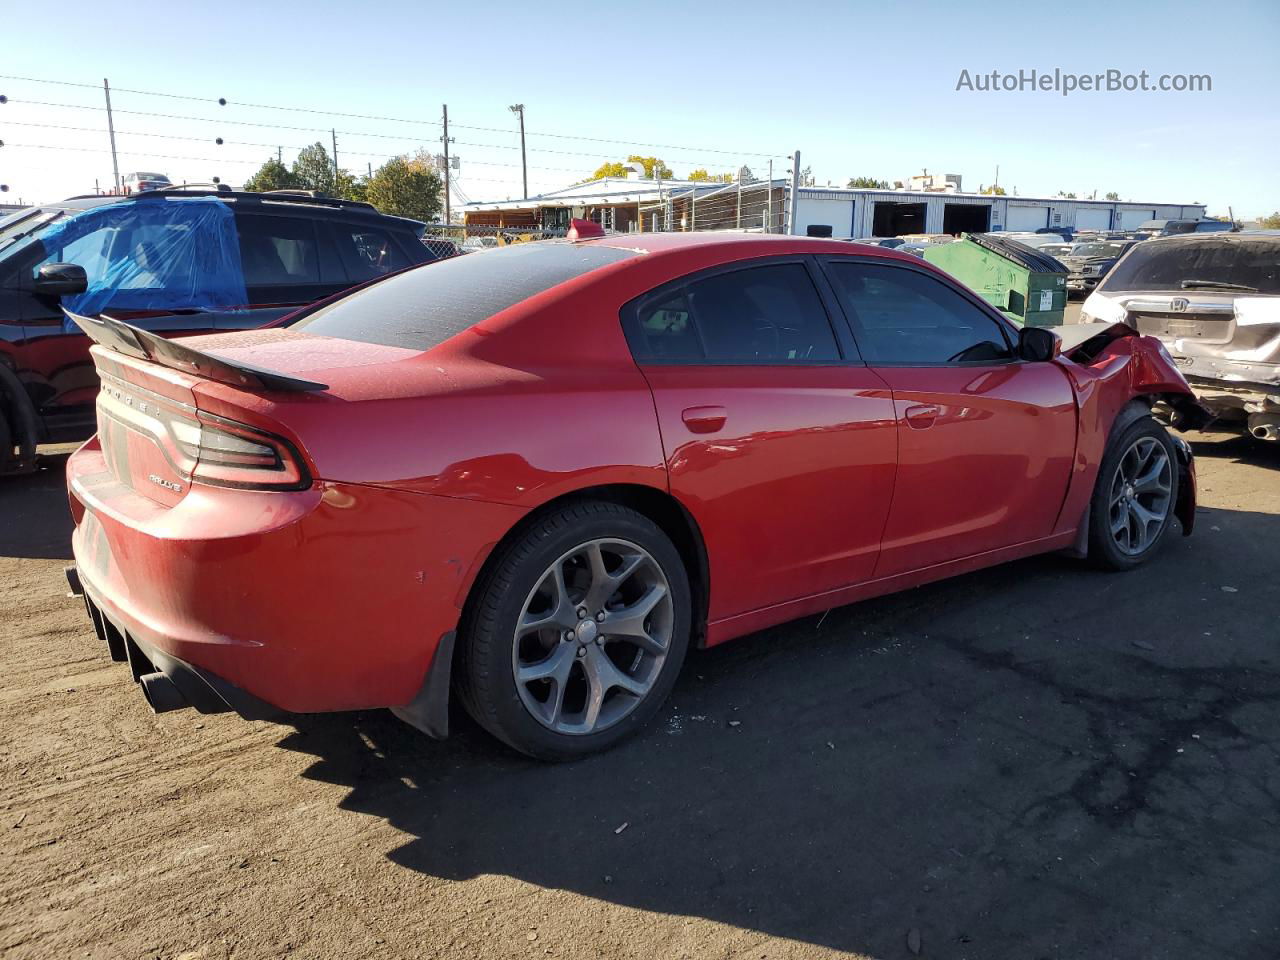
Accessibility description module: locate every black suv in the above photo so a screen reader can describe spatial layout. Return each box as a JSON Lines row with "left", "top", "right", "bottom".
{"left": 0, "top": 189, "right": 441, "bottom": 474}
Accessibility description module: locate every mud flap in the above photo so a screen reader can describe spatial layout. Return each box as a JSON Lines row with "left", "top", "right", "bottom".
{"left": 389, "top": 631, "right": 456, "bottom": 740}
{"left": 1171, "top": 434, "right": 1196, "bottom": 536}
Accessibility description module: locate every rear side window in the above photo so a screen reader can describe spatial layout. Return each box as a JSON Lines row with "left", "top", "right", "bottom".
{"left": 1101, "top": 238, "right": 1280, "bottom": 295}
{"left": 826, "top": 261, "right": 1013, "bottom": 364}
{"left": 290, "top": 241, "right": 637, "bottom": 350}
{"left": 334, "top": 226, "right": 412, "bottom": 282}
{"left": 237, "top": 215, "right": 320, "bottom": 287}
{"left": 624, "top": 261, "right": 842, "bottom": 363}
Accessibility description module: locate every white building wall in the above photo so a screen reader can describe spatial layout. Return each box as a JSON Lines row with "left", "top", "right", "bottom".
{"left": 793, "top": 189, "right": 1206, "bottom": 238}
{"left": 792, "top": 196, "right": 855, "bottom": 237}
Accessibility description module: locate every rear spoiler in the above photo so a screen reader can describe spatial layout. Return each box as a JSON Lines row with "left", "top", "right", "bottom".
{"left": 65, "top": 310, "right": 328, "bottom": 393}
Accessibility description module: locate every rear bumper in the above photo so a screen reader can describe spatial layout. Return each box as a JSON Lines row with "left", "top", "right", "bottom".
{"left": 73, "top": 573, "right": 280, "bottom": 720}
{"left": 66, "top": 439, "right": 525, "bottom": 717}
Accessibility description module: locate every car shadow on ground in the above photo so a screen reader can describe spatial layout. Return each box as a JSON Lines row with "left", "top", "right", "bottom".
{"left": 1187, "top": 429, "right": 1280, "bottom": 469}
{"left": 277, "top": 507, "right": 1280, "bottom": 959}
{"left": 0, "top": 452, "right": 74, "bottom": 561}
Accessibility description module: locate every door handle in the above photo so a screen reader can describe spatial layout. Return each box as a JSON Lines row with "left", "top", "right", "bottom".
{"left": 681, "top": 405, "right": 727, "bottom": 434}
{"left": 903, "top": 403, "right": 940, "bottom": 429}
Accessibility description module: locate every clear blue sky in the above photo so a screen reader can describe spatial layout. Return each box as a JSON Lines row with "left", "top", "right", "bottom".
{"left": 3, "top": 0, "right": 1277, "bottom": 216}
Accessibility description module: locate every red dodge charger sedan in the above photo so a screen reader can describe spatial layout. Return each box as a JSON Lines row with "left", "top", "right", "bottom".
{"left": 66, "top": 232, "right": 1203, "bottom": 760}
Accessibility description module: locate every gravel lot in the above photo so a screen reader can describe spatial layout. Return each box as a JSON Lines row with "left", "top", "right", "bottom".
{"left": 2, "top": 430, "right": 1277, "bottom": 960}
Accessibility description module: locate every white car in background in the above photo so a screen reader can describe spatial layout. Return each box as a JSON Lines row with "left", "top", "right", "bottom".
{"left": 1081, "top": 231, "right": 1280, "bottom": 442}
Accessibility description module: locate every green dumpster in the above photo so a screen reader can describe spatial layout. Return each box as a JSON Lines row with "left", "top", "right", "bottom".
{"left": 924, "top": 233, "right": 1067, "bottom": 326}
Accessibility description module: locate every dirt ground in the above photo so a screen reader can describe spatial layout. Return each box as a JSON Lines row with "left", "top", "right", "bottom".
{"left": 2, "top": 430, "right": 1278, "bottom": 960}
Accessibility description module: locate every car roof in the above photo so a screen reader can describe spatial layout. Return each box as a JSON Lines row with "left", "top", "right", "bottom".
{"left": 1140, "top": 229, "right": 1278, "bottom": 245}
{"left": 589, "top": 230, "right": 919, "bottom": 262}
{"left": 34, "top": 190, "right": 422, "bottom": 229}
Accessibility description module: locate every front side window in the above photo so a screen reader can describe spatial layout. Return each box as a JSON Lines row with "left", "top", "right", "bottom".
{"left": 825, "top": 261, "right": 1013, "bottom": 364}
{"left": 625, "top": 261, "right": 841, "bottom": 364}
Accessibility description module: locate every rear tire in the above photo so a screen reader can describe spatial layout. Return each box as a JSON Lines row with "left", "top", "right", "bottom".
{"left": 1087, "top": 415, "right": 1179, "bottom": 571}
{"left": 457, "top": 500, "right": 691, "bottom": 761}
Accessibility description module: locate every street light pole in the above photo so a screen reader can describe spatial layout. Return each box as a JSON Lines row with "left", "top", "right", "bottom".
{"left": 509, "top": 104, "right": 527, "bottom": 200}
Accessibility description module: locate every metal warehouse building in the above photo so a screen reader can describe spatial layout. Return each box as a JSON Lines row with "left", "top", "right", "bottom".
{"left": 792, "top": 187, "right": 1206, "bottom": 238}
{"left": 463, "top": 178, "right": 1206, "bottom": 238}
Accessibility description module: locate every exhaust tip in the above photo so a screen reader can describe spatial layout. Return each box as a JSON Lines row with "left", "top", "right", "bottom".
{"left": 1250, "top": 424, "right": 1279, "bottom": 442}
{"left": 139, "top": 671, "right": 189, "bottom": 713}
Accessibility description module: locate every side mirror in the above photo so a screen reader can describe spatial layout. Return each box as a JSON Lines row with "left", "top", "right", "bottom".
{"left": 1017, "top": 326, "right": 1061, "bottom": 362}
{"left": 33, "top": 262, "right": 88, "bottom": 298}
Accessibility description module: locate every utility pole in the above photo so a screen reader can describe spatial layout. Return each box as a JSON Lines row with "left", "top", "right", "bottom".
{"left": 690, "top": 185, "right": 696, "bottom": 232}
{"left": 277, "top": 146, "right": 282, "bottom": 164}
{"left": 767, "top": 159, "right": 773, "bottom": 232}
{"left": 441, "top": 104, "right": 453, "bottom": 224}
{"left": 103, "top": 79, "right": 120, "bottom": 193}
{"left": 787, "top": 150, "right": 801, "bottom": 235}
{"left": 736, "top": 175, "right": 742, "bottom": 229}
{"left": 331, "top": 128, "right": 339, "bottom": 187}
{"left": 509, "top": 104, "right": 527, "bottom": 199}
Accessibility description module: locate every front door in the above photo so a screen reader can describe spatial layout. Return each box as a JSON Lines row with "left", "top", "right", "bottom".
{"left": 820, "top": 256, "right": 1077, "bottom": 577}
{"left": 622, "top": 257, "right": 898, "bottom": 622}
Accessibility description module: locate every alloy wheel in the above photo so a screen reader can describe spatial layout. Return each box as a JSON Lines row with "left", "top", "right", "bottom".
{"left": 1107, "top": 436, "right": 1173, "bottom": 556}
{"left": 511, "top": 538, "right": 674, "bottom": 735}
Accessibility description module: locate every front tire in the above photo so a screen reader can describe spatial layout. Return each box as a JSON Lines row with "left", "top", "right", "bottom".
{"left": 457, "top": 500, "right": 691, "bottom": 761}
{"left": 1087, "top": 414, "right": 1179, "bottom": 571}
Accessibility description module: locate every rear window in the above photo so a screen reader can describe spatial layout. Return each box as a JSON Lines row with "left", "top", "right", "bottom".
{"left": 290, "top": 241, "right": 638, "bottom": 350}
{"left": 1100, "top": 238, "right": 1280, "bottom": 295}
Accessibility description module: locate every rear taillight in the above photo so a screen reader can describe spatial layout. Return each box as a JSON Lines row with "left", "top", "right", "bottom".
{"left": 171, "top": 410, "right": 310, "bottom": 491}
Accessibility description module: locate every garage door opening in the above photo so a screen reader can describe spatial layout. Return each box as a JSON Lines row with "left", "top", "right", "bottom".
{"left": 872, "top": 202, "right": 927, "bottom": 236}
{"left": 942, "top": 204, "right": 991, "bottom": 235}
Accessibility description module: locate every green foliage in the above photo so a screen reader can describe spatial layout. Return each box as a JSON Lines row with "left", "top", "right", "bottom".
{"left": 847, "top": 176, "right": 890, "bottom": 189}
{"left": 293, "top": 142, "right": 336, "bottom": 195}
{"left": 1105, "top": 191, "right": 1120, "bottom": 201}
{"left": 980, "top": 184, "right": 1007, "bottom": 196}
{"left": 1258, "top": 211, "right": 1280, "bottom": 229}
{"left": 335, "top": 170, "right": 368, "bottom": 203}
{"left": 366, "top": 152, "right": 443, "bottom": 222}
{"left": 242, "top": 157, "right": 298, "bottom": 193}
{"left": 1055, "top": 191, "right": 1078, "bottom": 199}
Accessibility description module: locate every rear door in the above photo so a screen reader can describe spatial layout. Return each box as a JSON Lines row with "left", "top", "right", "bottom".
{"left": 217, "top": 212, "right": 349, "bottom": 330}
{"left": 623, "top": 256, "right": 897, "bottom": 622}
{"left": 820, "top": 256, "right": 1077, "bottom": 577}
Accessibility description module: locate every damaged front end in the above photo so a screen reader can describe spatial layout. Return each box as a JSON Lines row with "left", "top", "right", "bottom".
{"left": 1054, "top": 322, "right": 1206, "bottom": 538}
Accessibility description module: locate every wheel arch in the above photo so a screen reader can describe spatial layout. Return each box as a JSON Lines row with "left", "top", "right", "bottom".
{"left": 459, "top": 483, "right": 711, "bottom": 649}
{"left": 0, "top": 358, "right": 41, "bottom": 475}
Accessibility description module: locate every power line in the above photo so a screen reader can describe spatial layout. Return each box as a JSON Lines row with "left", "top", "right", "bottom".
{"left": 0, "top": 73, "right": 787, "bottom": 158}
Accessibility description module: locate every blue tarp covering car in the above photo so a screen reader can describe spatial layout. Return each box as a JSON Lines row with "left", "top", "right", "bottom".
{"left": 35, "top": 196, "right": 248, "bottom": 329}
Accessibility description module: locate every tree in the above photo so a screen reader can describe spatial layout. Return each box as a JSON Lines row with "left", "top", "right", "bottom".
{"left": 1105, "top": 191, "right": 1120, "bottom": 201}
{"left": 335, "top": 169, "right": 368, "bottom": 203}
{"left": 590, "top": 161, "right": 630, "bottom": 180}
{"left": 798, "top": 166, "right": 815, "bottom": 187}
{"left": 687, "top": 169, "right": 734, "bottom": 183}
{"left": 847, "top": 176, "right": 890, "bottom": 189}
{"left": 366, "top": 152, "right": 443, "bottom": 222}
{"left": 980, "top": 184, "right": 1007, "bottom": 196}
{"left": 243, "top": 157, "right": 298, "bottom": 193}
{"left": 293, "top": 142, "right": 336, "bottom": 195}
{"left": 627, "top": 155, "right": 674, "bottom": 179}
{"left": 1258, "top": 212, "right": 1280, "bottom": 229}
